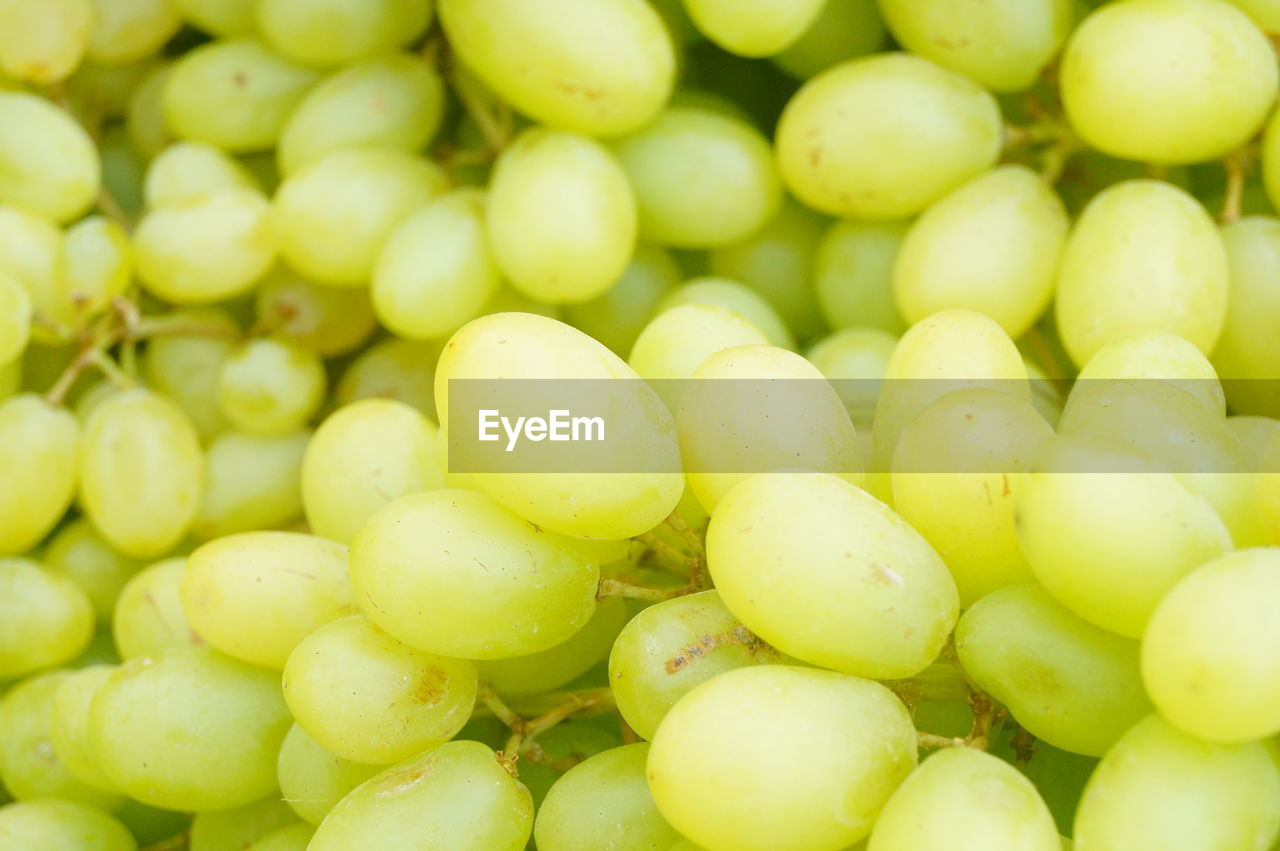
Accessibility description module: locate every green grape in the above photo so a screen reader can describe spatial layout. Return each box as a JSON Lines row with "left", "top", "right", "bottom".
{"left": 708, "top": 198, "right": 828, "bottom": 342}
{"left": 350, "top": 489, "right": 599, "bottom": 658}
{"left": 0, "top": 558, "right": 94, "bottom": 679}
{"left": 58, "top": 216, "right": 134, "bottom": 323}
{"left": 0, "top": 671, "right": 122, "bottom": 808}
{"left": 188, "top": 797, "right": 298, "bottom": 851}
{"left": 1212, "top": 217, "right": 1280, "bottom": 417}
{"left": 172, "top": 0, "right": 256, "bottom": 36}
{"left": 0, "top": 394, "right": 79, "bottom": 556}
{"left": 0, "top": 274, "right": 30, "bottom": 368}
{"left": 274, "top": 148, "right": 448, "bottom": 286}
{"left": 277, "top": 52, "right": 444, "bottom": 174}
{"left": 1061, "top": 0, "right": 1276, "bottom": 164}
{"left": 628, "top": 304, "right": 770, "bottom": 384}
{"left": 1224, "top": 0, "right": 1280, "bottom": 31}
{"left": 1014, "top": 436, "right": 1233, "bottom": 638}
{"left": 276, "top": 724, "right": 381, "bottom": 825}
{"left": 808, "top": 327, "right": 897, "bottom": 459}
{"left": 0, "top": 354, "right": 18, "bottom": 401}
{"left": 193, "top": 429, "right": 309, "bottom": 539}
{"left": 682, "top": 0, "right": 823, "bottom": 56}
{"left": 80, "top": 388, "right": 203, "bottom": 558}
{"left": 1073, "top": 714, "right": 1280, "bottom": 850}
{"left": 0, "top": 205, "right": 62, "bottom": 342}
{"left": 1055, "top": 180, "right": 1228, "bottom": 366}
{"left": 0, "top": 0, "right": 92, "bottom": 84}
{"left": 0, "top": 92, "right": 100, "bottom": 223}
{"left": 255, "top": 268, "right": 377, "bottom": 357}
{"left": 125, "top": 63, "right": 173, "bottom": 158}
{"left": 708, "top": 472, "right": 958, "bottom": 679}
{"left": 44, "top": 519, "right": 143, "bottom": 620}
{"left": 74, "top": 381, "right": 123, "bottom": 427}
{"left": 957, "top": 583, "right": 1151, "bottom": 756}
{"left": 1078, "top": 330, "right": 1226, "bottom": 415}
{"left": 282, "top": 615, "right": 477, "bottom": 764}
{"left": 87, "top": 0, "right": 182, "bottom": 66}
{"left": 1261, "top": 430, "right": 1280, "bottom": 544}
{"left": 1229, "top": 414, "right": 1280, "bottom": 463}
{"left": 868, "top": 747, "right": 1059, "bottom": 851}
{"left": 68, "top": 58, "right": 163, "bottom": 122}
{"left": 771, "top": 0, "right": 886, "bottom": 79}
{"left": 894, "top": 165, "right": 1068, "bottom": 338}
{"left": 1142, "top": 548, "right": 1280, "bottom": 743}
{"left": 143, "top": 140, "right": 260, "bottom": 208}
{"left": 474, "top": 596, "right": 627, "bottom": 698}
{"left": 181, "top": 531, "right": 353, "bottom": 669}
{"left": 373, "top": 188, "right": 502, "bottom": 339}
{"left": 814, "top": 219, "right": 909, "bottom": 341}
{"left": 335, "top": 337, "right": 439, "bottom": 418}
{"left": 141, "top": 308, "right": 238, "bottom": 441}
{"left": 163, "top": 39, "right": 321, "bottom": 153}
{"left": 88, "top": 645, "right": 292, "bottom": 811}
{"left": 0, "top": 800, "right": 135, "bottom": 851}
{"left": 307, "top": 740, "right": 533, "bottom": 850}
{"left": 49, "top": 665, "right": 119, "bottom": 792}
{"left": 891, "top": 389, "right": 1054, "bottom": 607}
{"left": 439, "top": 0, "right": 674, "bottom": 137}
{"left": 612, "top": 107, "right": 781, "bottom": 249}
{"left": 216, "top": 337, "right": 325, "bottom": 436}
{"left": 534, "top": 743, "right": 680, "bottom": 851}
{"left": 649, "top": 666, "right": 917, "bottom": 851}
{"left": 255, "top": 0, "right": 433, "bottom": 69}
{"left": 657, "top": 277, "right": 794, "bottom": 349}
{"left": 112, "top": 558, "right": 202, "bottom": 660}
{"left": 608, "top": 590, "right": 785, "bottom": 740}
{"left": 245, "top": 823, "right": 314, "bottom": 851}
{"left": 487, "top": 129, "right": 636, "bottom": 304}
{"left": 564, "top": 243, "right": 681, "bottom": 356}
{"left": 776, "top": 53, "right": 1001, "bottom": 220}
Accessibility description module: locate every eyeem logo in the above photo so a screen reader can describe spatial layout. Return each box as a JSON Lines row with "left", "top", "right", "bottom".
{"left": 478, "top": 409, "right": 606, "bottom": 452}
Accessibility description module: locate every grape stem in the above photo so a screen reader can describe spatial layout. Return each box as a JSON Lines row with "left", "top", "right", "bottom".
{"left": 450, "top": 66, "right": 514, "bottom": 156}
{"left": 635, "top": 531, "right": 701, "bottom": 578}
{"left": 480, "top": 685, "right": 616, "bottom": 777}
{"left": 597, "top": 577, "right": 686, "bottom": 602}
{"left": 662, "top": 509, "right": 711, "bottom": 591}
{"left": 1221, "top": 150, "right": 1248, "bottom": 224}
{"left": 140, "top": 832, "right": 189, "bottom": 851}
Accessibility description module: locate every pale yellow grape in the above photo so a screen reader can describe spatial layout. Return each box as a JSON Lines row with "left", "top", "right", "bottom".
{"left": 1015, "top": 436, "right": 1232, "bottom": 638}
{"left": 335, "top": 337, "right": 439, "bottom": 417}
{"left": 0, "top": 800, "right": 135, "bottom": 851}
{"left": 608, "top": 590, "right": 785, "bottom": 740}
{"left": 350, "top": 489, "right": 599, "bottom": 658}
{"left": 0, "top": 0, "right": 92, "bottom": 84}
{"left": 868, "top": 747, "right": 1060, "bottom": 851}
{"left": 1142, "top": 548, "right": 1280, "bottom": 742}
{"left": 0, "top": 274, "right": 30, "bottom": 364}
{"left": 112, "top": 558, "right": 201, "bottom": 660}
{"left": 373, "top": 189, "right": 502, "bottom": 339}
{"left": 163, "top": 39, "right": 320, "bottom": 153}
{"left": 1079, "top": 330, "right": 1225, "bottom": 416}
{"left": 564, "top": 243, "right": 681, "bottom": 356}
{"left": 278, "top": 52, "right": 444, "bottom": 174}
{"left": 79, "top": 389, "right": 203, "bottom": 558}
{"left": 193, "top": 429, "right": 308, "bottom": 539}
{"left": 612, "top": 107, "right": 780, "bottom": 249}
{"left": 776, "top": 53, "right": 1001, "bottom": 219}
{"left": 276, "top": 724, "right": 381, "bottom": 825}
{"left": 486, "top": 129, "right": 636, "bottom": 304}
{"left": 807, "top": 327, "right": 898, "bottom": 444}
{"left": 0, "top": 559, "right": 94, "bottom": 679}
{"left": 1225, "top": 0, "right": 1280, "bottom": 31}
{"left": 892, "top": 389, "right": 1054, "bottom": 606}
{"left": 245, "top": 823, "right": 313, "bottom": 851}
{"left": 649, "top": 666, "right": 917, "bottom": 851}
{"left": 141, "top": 308, "right": 238, "bottom": 441}
{"left": 1229, "top": 415, "right": 1280, "bottom": 464}
{"left": 0, "top": 354, "right": 18, "bottom": 401}
{"left": 89, "top": 645, "right": 292, "bottom": 810}
{"left": 1073, "top": 714, "right": 1280, "bottom": 851}
{"left": 49, "top": 665, "right": 119, "bottom": 792}
{"left": 308, "top": 740, "right": 533, "bottom": 850}
{"left": 772, "top": 0, "right": 885, "bottom": 79}
{"left": 216, "top": 337, "right": 325, "bottom": 436}
{"left": 629, "top": 304, "right": 770, "bottom": 386}
{"left": 255, "top": 268, "right": 376, "bottom": 357}
{"left": 0, "top": 394, "right": 79, "bottom": 555}
{"left": 255, "top": 0, "right": 433, "bottom": 68}
{"left": 173, "top": 0, "right": 256, "bottom": 35}
{"left": 1263, "top": 431, "right": 1280, "bottom": 543}
{"left": 58, "top": 216, "right": 134, "bottom": 322}
{"left": 439, "top": 0, "right": 674, "bottom": 137}
{"left": 68, "top": 59, "right": 165, "bottom": 121}
{"left": 188, "top": 797, "right": 298, "bottom": 851}
{"left": 87, "top": 0, "right": 183, "bottom": 66}
{"left": 125, "top": 63, "right": 173, "bottom": 158}
{"left": 44, "top": 519, "right": 142, "bottom": 620}
{"left": 181, "top": 532, "right": 353, "bottom": 669}
{"left": 0, "top": 93, "right": 100, "bottom": 222}
{"left": 1055, "top": 180, "right": 1228, "bottom": 365}
{"left": 814, "top": 219, "right": 908, "bottom": 333}
{"left": 274, "top": 148, "right": 447, "bottom": 287}
{"left": 143, "top": 140, "right": 259, "bottom": 208}
{"left": 74, "top": 380, "right": 123, "bottom": 425}
{"left": 894, "top": 165, "right": 1068, "bottom": 338}
{"left": 1061, "top": 0, "right": 1277, "bottom": 164}
{"left": 1212, "top": 217, "right": 1280, "bottom": 416}
{"left": 956, "top": 583, "right": 1151, "bottom": 756}
{"left": 683, "top": 0, "right": 823, "bottom": 56}
{"left": 0, "top": 205, "right": 62, "bottom": 339}
{"left": 708, "top": 472, "right": 958, "bottom": 678}
{"left": 658, "top": 277, "right": 794, "bottom": 349}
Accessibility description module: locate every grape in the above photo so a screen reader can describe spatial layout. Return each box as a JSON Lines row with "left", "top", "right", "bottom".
{"left": 245, "top": 823, "right": 314, "bottom": 851}
{"left": 1055, "top": 180, "right": 1228, "bottom": 365}
{"left": 771, "top": 0, "right": 885, "bottom": 79}
{"left": 0, "top": 394, "right": 80, "bottom": 555}
{"left": 1229, "top": 414, "right": 1280, "bottom": 464}
{"left": 44, "top": 520, "right": 143, "bottom": 620}
{"left": 894, "top": 165, "right": 1068, "bottom": 338}
{"left": 112, "top": 558, "right": 202, "bottom": 660}
{"left": 350, "top": 489, "right": 599, "bottom": 658}
{"left": 1078, "top": 330, "right": 1226, "bottom": 416}
{"left": 49, "top": 665, "right": 120, "bottom": 792}
{"left": 0, "top": 0, "right": 92, "bottom": 84}
{"left": 648, "top": 666, "right": 917, "bottom": 851}
{"left": 188, "top": 797, "right": 298, "bottom": 851}
{"left": 486, "top": 129, "right": 636, "bottom": 304}
{"left": 813, "top": 219, "right": 909, "bottom": 334}
{"left": 88, "top": 645, "right": 293, "bottom": 811}
{"left": 1212, "top": 217, "right": 1280, "bottom": 417}
{"left": 276, "top": 724, "right": 381, "bottom": 825}
{"left": 1073, "top": 714, "right": 1280, "bottom": 850}
{"left": 255, "top": 268, "right": 377, "bottom": 356}
{"left": 657, "top": 277, "right": 794, "bottom": 349}
{"left": 173, "top": 0, "right": 256, "bottom": 36}
{"left": 629, "top": 304, "right": 770, "bottom": 384}
{"left": 1262, "top": 431, "right": 1280, "bottom": 544}
{"left": 439, "top": 0, "right": 674, "bottom": 137}
{"left": 335, "top": 337, "right": 440, "bottom": 417}
{"left": 125, "top": 63, "right": 174, "bottom": 157}
{"left": 0, "top": 354, "right": 19, "bottom": 401}
{"left": 0, "top": 205, "right": 62, "bottom": 340}
{"left": 373, "top": 188, "right": 503, "bottom": 339}
{"left": 682, "top": 0, "right": 824, "bottom": 57}
{"left": 564, "top": 243, "right": 681, "bottom": 356}
{"left": 0, "top": 800, "right": 135, "bottom": 851}
{"left": 59, "top": 216, "right": 134, "bottom": 322}
{"left": 216, "top": 337, "right": 325, "bottom": 436}
{"left": 141, "top": 308, "right": 238, "bottom": 441}
{"left": 143, "top": 140, "right": 260, "bottom": 208}
{"left": 868, "top": 747, "right": 1060, "bottom": 851}
{"left": 0, "top": 273, "right": 30, "bottom": 366}
{"left": 807, "top": 327, "right": 898, "bottom": 446}
{"left": 0, "top": 92, "right": 100, "bottom": 223}
{"left": 87, "top": 0, "right": 183, "bottom": 66}
{"left": 708, "top": 472, "right": 958, "bottom": 679}
{"left": 776, "top": 53, "right": 1001, "bottom": 220}
{"left": 0, "top": 558, "right": 94, "bottom": 679}
{"left": 255, "top": 0, "right": 434, "bottom": 69}
{"left": 193, "top": 429, "right": 309, "bottom": 539}
{"left": 1224, "top": 0, "right": 1280, "bottom": 30}
{"left": 1061, "top": 0, "right": 1277, "bottom": 164}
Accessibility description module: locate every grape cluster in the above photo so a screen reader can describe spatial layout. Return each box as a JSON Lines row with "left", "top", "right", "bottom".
{"left": 2, "top": 1, "right": 1280, "bottom": 850}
